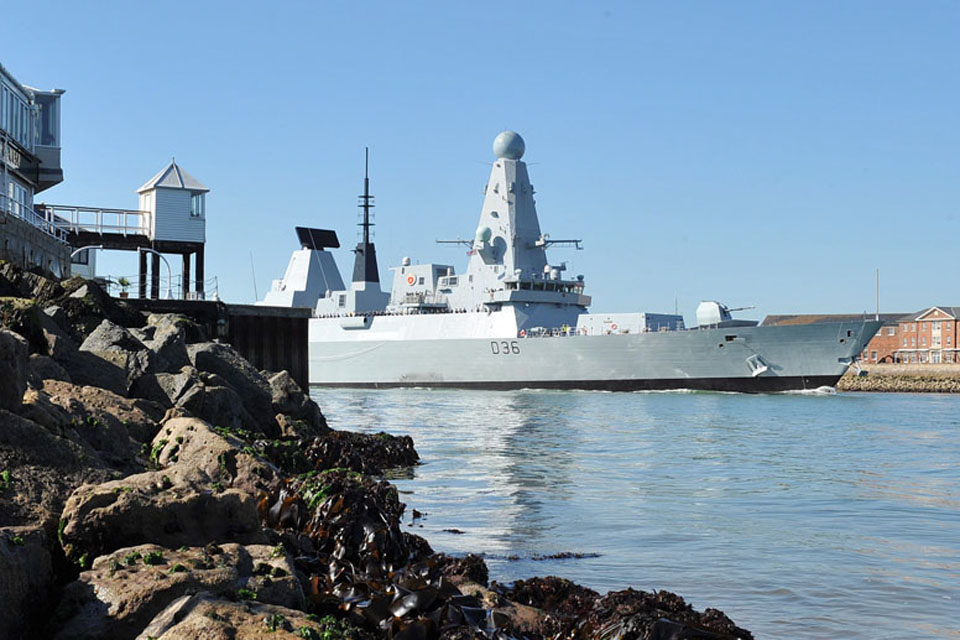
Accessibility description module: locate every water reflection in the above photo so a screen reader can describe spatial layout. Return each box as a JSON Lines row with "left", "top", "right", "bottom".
{"left": 310, "top": 388, "right": 960, "bottom": 639}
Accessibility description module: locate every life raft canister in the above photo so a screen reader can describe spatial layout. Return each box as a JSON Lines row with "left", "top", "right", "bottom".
{"left": 407, "top": 275, "right": 415, "bottom": 285}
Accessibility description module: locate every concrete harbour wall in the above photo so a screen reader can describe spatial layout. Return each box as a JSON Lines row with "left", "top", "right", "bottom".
{"left": 0, "top": 213, "right": 70, "bottom": 278}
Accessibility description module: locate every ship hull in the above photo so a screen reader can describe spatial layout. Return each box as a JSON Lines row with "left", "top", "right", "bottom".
{"left": 308, "top": 314, "right": 881, "bottom": 393}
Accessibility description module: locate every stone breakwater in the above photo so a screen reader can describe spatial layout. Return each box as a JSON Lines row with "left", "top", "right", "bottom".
{"left": 0, "top": 262, "right": 752, "bottom": 640}
{"left": 838, "top": 365, "right": 960, "bottom": 393}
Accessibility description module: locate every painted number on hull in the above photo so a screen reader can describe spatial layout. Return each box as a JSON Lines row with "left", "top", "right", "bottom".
{"left": 491, "top": 341, "right": 521, "bottom": 355}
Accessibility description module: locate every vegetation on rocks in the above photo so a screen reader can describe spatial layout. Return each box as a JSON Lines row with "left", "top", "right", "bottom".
{"left": 0, "top": 261, "right": 752, "bottom": 639}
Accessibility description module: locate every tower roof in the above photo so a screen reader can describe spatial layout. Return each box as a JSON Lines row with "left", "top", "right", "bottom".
{"left": 137, "top": 160, "right": 209, "bottom": 193}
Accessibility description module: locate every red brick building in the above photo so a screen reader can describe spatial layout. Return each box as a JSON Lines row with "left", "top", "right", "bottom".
{"left": 886, "top": 307, "right": 960, "bottom": 364}
{"left": 861, "top": 317, "right": 903, "bottom": 363}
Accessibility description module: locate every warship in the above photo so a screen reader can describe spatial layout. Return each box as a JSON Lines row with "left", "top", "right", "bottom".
{"left": 259, "top": 131, "right": 881, "bottom": 392}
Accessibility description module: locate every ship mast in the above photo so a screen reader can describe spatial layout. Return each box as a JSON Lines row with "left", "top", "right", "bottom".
{"left": 361, "top": 148, "right": 372, "bottom": 247}
{"left": 352, "top": 147, "right": 380, "bottom": 284}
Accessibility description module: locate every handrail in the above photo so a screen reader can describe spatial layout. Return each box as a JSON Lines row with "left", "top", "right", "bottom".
{"left": 0, "top": 193, "right": 69, "bottom": 242}
{"left": 39, "top": 203, "right": 149, "bottom": 237}
{"left": 99, "top": 273, "right": 220, "bottom": 301}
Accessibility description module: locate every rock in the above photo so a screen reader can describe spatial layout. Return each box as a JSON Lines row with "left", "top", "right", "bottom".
{"left": 188, "top": 342, "right": 277, "bottom": 435}
{"left": 24, "top": 380, "right": 163, "bottom": 458}
{"left": 56, "top": 349, "right": 130, "bottom": 396}
{"left": 79, "top": 318, "right": 148, "bottom": 353}
{"left": 135, "top": 592, "right": 348, "bottom": 640}
{"left": 266, "top": 370, "right": 329, "bottom": 435}
{"left": 130, "top": 368, "right": 200, "bottom": 408}
{"left": 837, "top": 370, "right": 960, "bottom": 393}
{"left": 43, "top": 304, "right": 68, "bottom": 328}
{"left": 58, "top": 417, "right": 279, "bottom": 561}
{"left": 54, "top": 543, "right": 304, "bottom": 640}
{"left": 26, "top": 353, "right": 72, "bottom": 385}
{"left": 78, "top": 320, "right": 159, "bottom": 391}
{"left": 0, "top": 525, "right": 54, "bottom": 640}
{"left": 304, "top": 430, "right": 419, "bottom": 476}
{"left": 53, "top": 279, "right": 144, "bottom": 343}
{"left": 18, "top": 387, "right": 77, "bottom": 435}
{"left": 152, "top": 417, "right": 281, "bottom": 497}
{"left": 0, "top": 261, "right": 64, "bottom": 305}
{"left": 131, "top": 368, "right": 264, "bottom": 434}
{"left": 0, "top": 297, "right": 49, "bottom": 355}
{"left": 59, "top": 483, "right": 263, "bottom": 565}
{"left": 142, "top": 315, "right": 201, "bottom": 370}
{"left": 0, "top": 327, "right": 28, "bottom": 411}
{"left": 148, "top": 312, "right": 208, "bottom": 344}
{"left": 493, "top": 580, "right": 754, "bottom": 640}
{"left": 146, "top": 325, "right": 190, "bottom": 372}
{"left": 39, "top": 309, "right": 78, "bottom": 360}
{"left": 0, "top": 409, "right": 115, "bottom": 531}
{"left": 176, "top": 383, "right": 258, "bottom": 433}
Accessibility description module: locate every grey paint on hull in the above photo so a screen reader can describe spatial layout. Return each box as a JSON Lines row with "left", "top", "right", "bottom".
{"left": 309, "top": 319, "right": 881, "bottom": 392}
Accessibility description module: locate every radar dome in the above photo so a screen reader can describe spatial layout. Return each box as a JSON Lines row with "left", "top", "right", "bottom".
{"left": 493, "top": 131, "right": 525, "bottom": 160}
{"left": 475, "top": 226, "right": 493, "bottom": 243}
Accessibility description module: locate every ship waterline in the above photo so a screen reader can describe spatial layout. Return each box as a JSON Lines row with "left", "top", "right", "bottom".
{"left": 308, "top": 313, "right": 881, "bottom": 392}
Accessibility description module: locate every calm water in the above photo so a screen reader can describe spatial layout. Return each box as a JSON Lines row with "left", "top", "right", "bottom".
{"left": 309, "top": 388, "right": 960, "bottom": 639}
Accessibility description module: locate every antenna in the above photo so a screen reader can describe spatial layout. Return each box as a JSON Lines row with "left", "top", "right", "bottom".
{"left": 359, "top": 147, "right": 373, "bottom": 246}
{"left": 875, "top": 267, "right": 879, "bottom": 321}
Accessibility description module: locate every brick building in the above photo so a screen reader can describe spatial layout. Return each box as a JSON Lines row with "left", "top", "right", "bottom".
{"left": 888, "top": 307, "right": 960, "bottom": 364}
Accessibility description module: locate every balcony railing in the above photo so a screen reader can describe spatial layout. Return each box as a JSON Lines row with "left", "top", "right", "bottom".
{"left": 0, "top": 193, "right": 69, "bottom": 242}
{"left": 39, "top": 204, "right": 149, "bottom": 237}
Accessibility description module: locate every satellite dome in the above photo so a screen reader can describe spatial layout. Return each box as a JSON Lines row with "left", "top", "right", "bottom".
{"left": 475, "top": 226, "right": 492, "bottom": 243}
{"left": 493, "top": 131, "right": 525, "bottom": 160}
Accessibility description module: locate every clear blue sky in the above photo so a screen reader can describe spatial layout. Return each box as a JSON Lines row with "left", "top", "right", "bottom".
{"left": 5, "top": 1, "right": 958, "bottom": 321}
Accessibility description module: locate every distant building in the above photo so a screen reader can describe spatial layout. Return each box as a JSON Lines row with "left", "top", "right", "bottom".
{"left": 885, "top": 307, "right": 960, "bottom": 364}
{"left": 0, "top": 61, "right": 68, "bottom": 274}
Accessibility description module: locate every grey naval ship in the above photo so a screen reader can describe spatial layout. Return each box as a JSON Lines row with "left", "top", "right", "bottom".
{"left": 259, "top": 131, "right": 881, "bottom": 392}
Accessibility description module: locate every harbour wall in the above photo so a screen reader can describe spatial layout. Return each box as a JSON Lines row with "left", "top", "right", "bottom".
{"left": 838, "top": 363, "right": 960, "bottom": 392}
{"left": 0, "top": 212, "right": 71, "bottom": 278}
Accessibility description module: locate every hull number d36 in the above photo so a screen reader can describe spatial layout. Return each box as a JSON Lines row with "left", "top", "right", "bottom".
{"left": 491, "top": 341, "right": 521, "bottom": 355}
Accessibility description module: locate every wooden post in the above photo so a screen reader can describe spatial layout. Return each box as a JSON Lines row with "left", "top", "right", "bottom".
{"left": 150, "top": 252, "right": 160, "bottom": 299}
{"left": 138, "top": 249, "right": 148, "bottom": 299}
{"left": 182, "top": 252, "right": 191, "bottom": 299}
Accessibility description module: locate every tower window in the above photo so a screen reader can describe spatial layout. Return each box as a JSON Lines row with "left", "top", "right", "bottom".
{"left": 190, "top": 193, "right": 205, "bottom": 218}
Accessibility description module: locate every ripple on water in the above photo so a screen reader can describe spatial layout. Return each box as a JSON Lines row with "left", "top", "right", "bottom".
{"left": 311, "top": 387, "right": 960, "bottom": 639}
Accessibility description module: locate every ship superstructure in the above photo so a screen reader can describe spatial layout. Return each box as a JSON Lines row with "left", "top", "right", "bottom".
{"left": 259, "top": 132, "right": 881, "bottom": 391}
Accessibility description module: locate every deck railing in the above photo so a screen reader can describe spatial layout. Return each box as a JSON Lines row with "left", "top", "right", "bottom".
{"left": 39, "top": 204, "right": 149, "bottom": 237}
{"left": 0, "top": 193, "right": 69, "bottom": 242}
